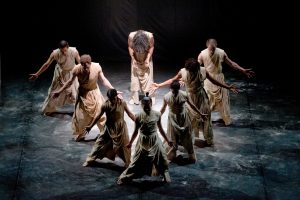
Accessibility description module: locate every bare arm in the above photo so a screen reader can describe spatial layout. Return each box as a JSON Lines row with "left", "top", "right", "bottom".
{"left": 75, "top": 51, "right": 80, "bottom": 64}
{"left": 98, "top": 71, "right": 114, "bottom": 89}
{"left": 145, "top": 33, "right": 154, "bottom": 62}
{"left": 85, "top": 108, "right": 105, "bottom": 132}
{"left": 52, "top": 71, "right": 77, "bottom": 98}
{"left": 160, "top": 98, "right": 167, "bottom": 115}
{"left": 152, "top": 70, "right": 182, "bottom": 91}
{"left": 197, "top": 53, "right": 203, "bottom": 65}
{"left": 98, "top": 70, "right": 123, "bottom": 99}
{"left": 157, "top": 116, "right": 172, "bottom": 147}
{"left": 186, "top": 98, "right": 208, "bottom": 121}
{"left": 128, "top": 32, "right": 137, "bottom": 62}
{"left": 224, "top": 52, "right": 255, "bottom": 78}
{"left": 29, "top": 52, "right": 55, "bottom": 80}
{"left": 124, "top": 102, "right": 136, "bottom": 121}
{"left": 206, "top": 71, "right": 238, "bottom": 93}
{"left": 126, "top": 120, "right": 140, "bottom": 148}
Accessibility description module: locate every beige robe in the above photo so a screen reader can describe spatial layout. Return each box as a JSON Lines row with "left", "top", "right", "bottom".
{"left": 85, "top": 100, "right": 131, "bottom": 166}
{"left": 130, "top": 31, "right": 154, "bottom": 103}
{"left": 42, "top": 47, "right": 79, "bottom": 113}
{"left": 164, "top": 90, "right": 194, "bottom": 158}
{"left": 199, "top": 48, "right": 231, "bottom": 125}
{"left": 180, "top": 67, "right": 213, "bottom": 145}
{"left": 72, "top": 62, "right": 106, "bottom": 139}
{"left": 118, "top": 110, "right": 169, "bottom": 182}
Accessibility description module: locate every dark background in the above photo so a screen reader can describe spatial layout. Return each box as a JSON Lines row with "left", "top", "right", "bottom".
{"left": 0, "top": 1, "right": 298, "bottom": 85}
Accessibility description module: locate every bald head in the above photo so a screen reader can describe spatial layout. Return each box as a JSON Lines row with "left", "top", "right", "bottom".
{"left": 206, "top": 38, "right": 217, "bottom": 52}
{"left": 80, "top": 54, "right": 92, "bottom": 70}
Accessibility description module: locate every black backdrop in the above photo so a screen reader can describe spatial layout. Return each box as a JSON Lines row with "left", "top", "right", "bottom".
{"left": 1, "top": 0, "right": 298, "bottom": 83}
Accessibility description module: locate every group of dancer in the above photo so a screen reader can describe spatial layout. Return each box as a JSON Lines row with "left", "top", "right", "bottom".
{"left": 29, "top": 30, "right": 254, "bottom": 185}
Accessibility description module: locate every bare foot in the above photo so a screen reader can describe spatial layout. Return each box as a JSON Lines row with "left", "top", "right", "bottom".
{"left": 75, "top": 134, "right": 85, "bottom": 142}
{"left": 117, "top": 179, "right": 124, "bottom": 185}
{"left": 162, "top": 171, "right": 171, "bottom": 183}
{"left": 82, "top": 160, "right": 94, "bottom": 167}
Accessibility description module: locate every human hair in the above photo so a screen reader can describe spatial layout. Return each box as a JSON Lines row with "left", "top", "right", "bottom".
{"left": 170, "top": 80, "right": 180, "bottom": 91}
{"left": 132, "top": 30, "right": 150, "bottom": 54}
{"left": 141, "top": 92, "right": 152, "bottom": 105}
{"left": 184, "top": 58, "right": 199, "bottom": 72}
{"left": 80, "top": 54, "right": 92, "bottom": 64}
{"left": 107, "top": 89, "right": 118, "bottom": 99}
{"left": 206, "top": 38, "right": 217, "bottom": 47}
{"left": 58, "top": 40, "right": 69, "bottom": 49}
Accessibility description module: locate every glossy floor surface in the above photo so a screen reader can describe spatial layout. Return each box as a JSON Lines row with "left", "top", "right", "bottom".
{"left": 1, "top": 62, "right": 299, "bottom": 200}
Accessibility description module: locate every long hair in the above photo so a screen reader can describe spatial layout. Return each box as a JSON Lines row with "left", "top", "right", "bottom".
{"left": 132, "top": 30, "right": 150, "bottom": 54}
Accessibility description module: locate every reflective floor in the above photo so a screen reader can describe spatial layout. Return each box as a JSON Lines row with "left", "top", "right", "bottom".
{"left": 1, "top": 62, "right": 300, "bottom": 200}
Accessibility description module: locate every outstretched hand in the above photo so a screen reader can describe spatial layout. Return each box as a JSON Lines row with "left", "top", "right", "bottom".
{"left": 243, "top": 68, "right": 255, "bottom": 78}
{"left": 150, "top": 83, "right": 159, "bottom": 93}
{"left": 229, "top": 84, "right": 239, "bottom": 93}
{"left": 29, "top": 73, "right": 38, "bottom": 81}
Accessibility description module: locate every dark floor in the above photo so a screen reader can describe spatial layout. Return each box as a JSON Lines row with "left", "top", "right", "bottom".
{"left": 1, "top": 62, "right": 300, "bottom": 200}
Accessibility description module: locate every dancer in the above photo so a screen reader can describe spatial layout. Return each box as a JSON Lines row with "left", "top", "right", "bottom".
{"left": 128, "top": 30, "right": 155, "bottom": 105}
{"left": 52, "top": 54, "right": 119, "bottom": 141}
{"left": 82, "top": 89, "right": 135, "bottom": 167}
{"left": 198, "top": 38, "right": 254, "bottom": 125}
{"left": 117, "top": 93, "right": 172, "bottom": 185}
{"left": 29, "top": 40, "right": 80, "bottom": 115}
{"left": 152, "top": 58, "right": 238, "bottom": 146}
{"left": 161, "top": 80, "right": 206, "bottom": 163}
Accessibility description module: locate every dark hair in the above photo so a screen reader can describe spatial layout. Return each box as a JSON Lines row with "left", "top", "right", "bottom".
{"left": 141, "top": 92, "right": 152, "bottom": 105}
{"left": 107, "top": 89, "right": 118, "bottom": 99}
{"left": 206, "top": 38, "right": 217, "bottom": 46}
{"left": 58, "top": 40, "right": 69, "bottom": 49}
{"left": 133, "top": 30, "right": 150, "bottom": 54}
{"left": 184, "top": 58, "right": 199, "bottom": 72}
{"left": 170, "top": 80, "right": 180, "bottom": 91}
{"left": 80, "top": 54, "right": 92, "bottom": 63}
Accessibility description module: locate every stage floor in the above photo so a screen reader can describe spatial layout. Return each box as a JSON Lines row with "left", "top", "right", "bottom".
{"left": 1, "top": 62, "right": 300, "bottom": 200}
